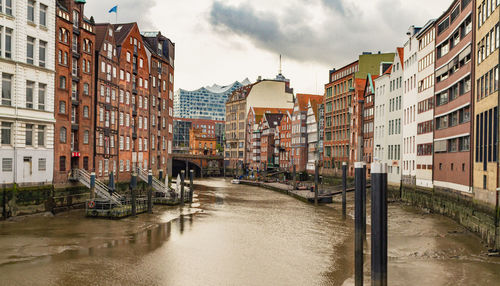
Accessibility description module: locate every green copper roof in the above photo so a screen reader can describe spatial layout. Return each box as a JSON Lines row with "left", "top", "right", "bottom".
{"left": 75, "top": 0, "right": 86, "bottom": 3}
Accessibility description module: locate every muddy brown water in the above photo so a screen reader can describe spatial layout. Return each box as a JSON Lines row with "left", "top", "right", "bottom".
{"left": 0, "top": 178, "right": 499, "bottom": 285}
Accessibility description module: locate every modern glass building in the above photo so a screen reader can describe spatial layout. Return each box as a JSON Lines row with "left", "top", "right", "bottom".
{"left": 174, "top": 79, "right": 251, "bottom": 121}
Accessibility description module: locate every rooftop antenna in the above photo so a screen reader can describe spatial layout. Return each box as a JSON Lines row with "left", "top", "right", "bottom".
{"left": 279, "top": 54, "right": 282, "bottom": 74}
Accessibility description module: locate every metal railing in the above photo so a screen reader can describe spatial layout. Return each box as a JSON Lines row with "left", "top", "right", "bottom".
{"left": 137, "top": 167, "right": 168, "bottom": 193}
{"left": 74, "top": 169, "right": 122, "bottom": 205}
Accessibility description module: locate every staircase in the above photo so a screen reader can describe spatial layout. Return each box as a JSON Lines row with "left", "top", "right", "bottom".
{"left": 74, "top": 169, "right": 122, "bottom": 205}
{"left": 137, "top": 167, "right": 168, "bottom": 193}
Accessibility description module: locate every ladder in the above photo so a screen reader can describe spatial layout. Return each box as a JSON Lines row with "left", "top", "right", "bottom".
{"left": 74, "top": 169, "right": 122, "bottom": 205}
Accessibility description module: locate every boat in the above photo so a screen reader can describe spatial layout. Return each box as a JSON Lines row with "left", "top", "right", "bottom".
{"left": 231, "top": 179, "right": 240, "bottom": 184}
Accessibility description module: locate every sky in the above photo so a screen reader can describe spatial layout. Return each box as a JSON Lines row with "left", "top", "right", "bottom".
{"left": 85, "top": 0, "right": 451, "bottom": 94}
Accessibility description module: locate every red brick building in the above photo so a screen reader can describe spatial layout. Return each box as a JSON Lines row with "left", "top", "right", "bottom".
{"left": 277, "top": 111, "right": 292, "bottom": 170}
{"left": 93, "top": 23, "right": 120, "bottom": 180}
{"left": 433, "top": 0, "right": 474, "bottom": 193}
{"left": 54, "top": 0, "right": 95, "bottom": 184}
{"left": 362, "top": 74, "right": 377, "bottom": 176}
{"left": 142, "top": 32, "right": 175, "bottom": 178}
{"left": 323, "top": 62, "right": 357, "bottom": 176}
{"left": 291, "top": 94, "right": 323, "bottom": 172}
{"left": 260, "top": 113, "right": 285, "bottom": 171}
{"left": 113, "top": 23, "right": 150, "bottom": 181}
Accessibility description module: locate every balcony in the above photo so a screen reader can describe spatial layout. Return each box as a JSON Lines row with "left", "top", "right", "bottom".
{"left": 133, "top": 65, "right": 138, "bottom": 75}
{"left": 132, "top": 88, "right": 138, "bottom": 95}
{"left": 132, "top": 105, "right": 137, "bottom": 117}
{"left": 132, "top": 131, "right": 137, "bottom": 140}
{"left": 71, "top": 123, "right": 79, "bottom": 131}
{"left": 71, "top": 99, "right": 79, "bottom": 106}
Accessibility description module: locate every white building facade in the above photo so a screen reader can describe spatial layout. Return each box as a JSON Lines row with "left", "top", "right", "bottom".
{"left": 415, "top": 20, "right": 436, "bottom": 188}
{"left": 382, "top": 49, "right": 404, "bottom": 186}
{"left": 0, "top": 0, "right": 56, "bottom": 186}
{"left": 374, "top": 69, "right": 389, "bottom": 166}
{"left": 306, "top": 100, "right": 318, "bottom": 172}
{"left": 402, "top": 26, "right": 421, "bottom": 186}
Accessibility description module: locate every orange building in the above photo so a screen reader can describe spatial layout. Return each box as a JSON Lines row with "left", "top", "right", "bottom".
{"left": 189, "top": 127, "right": 216, "bottom": 156}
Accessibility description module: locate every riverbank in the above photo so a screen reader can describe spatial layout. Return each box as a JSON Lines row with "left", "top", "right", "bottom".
{"left": 241, "top": 179, "right": 500, "bottom": 251}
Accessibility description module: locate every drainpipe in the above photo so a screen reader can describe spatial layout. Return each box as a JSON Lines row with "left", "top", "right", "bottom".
{"left": 496, "top": 7, "right": 500, "bottom": 251}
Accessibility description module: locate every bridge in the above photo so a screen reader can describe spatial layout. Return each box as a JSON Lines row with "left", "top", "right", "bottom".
{"left": 171, "top": 153, "right": 224, "bottom": 177}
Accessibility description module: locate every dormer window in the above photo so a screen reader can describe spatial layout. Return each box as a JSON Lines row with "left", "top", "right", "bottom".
{"left": 73, "top": 11, "right": 79, "bottom": 29}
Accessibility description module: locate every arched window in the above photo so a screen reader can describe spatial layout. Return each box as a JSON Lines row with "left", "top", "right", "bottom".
{"left": 59, "top": 76, "right": 66, "bottom": 89}
{"left": 60, "top": 127, "right": 67, "bottom": 143}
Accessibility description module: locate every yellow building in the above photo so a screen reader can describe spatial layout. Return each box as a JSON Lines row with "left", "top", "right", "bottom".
{"left": 474, "top": 0, "right": 499, "bottom": 205}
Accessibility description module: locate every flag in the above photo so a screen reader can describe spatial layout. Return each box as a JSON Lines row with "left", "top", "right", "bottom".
{"left": 108, "top": 5, "right": 118, "bottom": 13}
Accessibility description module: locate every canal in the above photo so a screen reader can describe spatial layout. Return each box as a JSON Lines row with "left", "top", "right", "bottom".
{"left": 0, "top": 178, "right": 499, "bottom": 285}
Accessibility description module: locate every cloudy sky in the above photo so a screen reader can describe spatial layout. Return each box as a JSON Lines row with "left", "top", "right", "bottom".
{"left": 85, "top": 0, "right": 451, "bottom": 94}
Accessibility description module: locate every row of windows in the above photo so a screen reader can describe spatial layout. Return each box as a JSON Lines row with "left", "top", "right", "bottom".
{"left": 478, "top": 0, "right": 500, "bottom": 29}
{"left": 436, "top": 105, "right": 471, "bottom": 130}
{"left": 436, "top": 75, "right": 471, "bottom": 106}
{"left": 388, "top": 144, "right": 401, "bottom": 160}
{"left": 27, "top": 0, "right": 48, "bottom": 27}
{"left": 1, "top": 74, "right": 47, "bottom": 111}
{"left": 435, "top": 135, "right": 470, "bottom": 153}
{"left": 418, "top": 51, "right": 435, "bottom": 72}
{"left": 477, "top": 24, "right": 499, "bottom": 66}
{"left": 389, "top": 96, "right": 402, "bottom": 112}
{"left": 417, "top": 143, "right": 433, "bottom": 156}
{"left": 437, "top": 15, "right": 472, "bottom": 59}
{"left": 2, "top": 157, "right": 47, "bottom": 172}
{"left": 418, "top": 28, "right": 435, "bottom": 51}
{"left": 418, "top": 74, "right": 434, "bottom": 93}
{"left": 331, "top": 65, "right": 358, "bottom": 82}
{"left": 388, "top": 119, "right": 401, "bottom": 135}
{"left": 417, "top": 120, "right": 434, "bottom": 135}
{"left": 476, "top": 65, "right": 499, "bottom": 101}
{"left": 475, "top": 107, "right": 498, "bottom": 164}
{"left": 418, "top": 97, "right": 434, "bottom": 114}
{"left": 1, "top": 122, "right": 46, "bottom": 147}
{"left": 389, "top": 76, "right": 402, "bottom": 92}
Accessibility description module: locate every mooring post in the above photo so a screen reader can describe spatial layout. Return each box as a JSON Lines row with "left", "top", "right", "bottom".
{"left": 342, "top": 162, "right": 347, "bottom": 219}
{"left": 180, "top": 170, "right": 185, "bottom": 206}
{"left": 362, "top": 162, "right": 367, "bottom": 243}
{"left": 189, "top": 170, "right": 194, "bottom": 203}
{"left": 370, "top": 162, "right": 387, "bottom": 286}
{"left": 131, "top": 170, "right": 137, "bottom": 216}
{"left": 147, "top": 169, "right": 153, "bottom": 214}
{"left": 90, "top": 171, "right": 96, "bottom": 199}
{"left": 354, "top": 162, "right": 364, "bottom": 286}
{"left": 314, "top": 161, "right": 319, "bottom": 206}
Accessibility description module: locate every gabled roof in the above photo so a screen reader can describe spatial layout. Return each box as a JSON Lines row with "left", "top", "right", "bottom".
{"left": 112, "top": 23, "right": 136, "bottom": 46}
{"left": 95, "top": 23, "right": 114, "bottom": 51}
{"left": 307, "top": 98, "right": 323, "bottom": 122}
{"left": 250, "top": 107, "right": 292, "bottom": 124}
{"left": 295, "top": 94, "right": 323, "bottom": 112}
{"left": 355, "top": 79, "right": 367, "bottom": 100}
{"left": 384, "top": 65, "right": 392, "bottom": 75}
{"left": 396, "top": 47, "right": 404, "bottom": 70}
{"left": 263, "top": 113, "right": 285, "bottom": 129}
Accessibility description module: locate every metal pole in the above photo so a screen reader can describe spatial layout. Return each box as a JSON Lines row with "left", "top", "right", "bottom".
{"left": 189, "top": 169, "right": 194, "bottom": 203}
{"left": 293, "top": 164, "right": 297, "bottom": 190}
{"left": 362, "top": 162, "right": 367, "bottom": 242}
{"left": 2, "top": 184, "right": 6, "bottom": 220}
{"left": 495, "top": 188, "right": 500, "bottom": 250}
{"left": 180, "top": 170, "right": 185, "bottom": 206}
{"left": 354, "top": 162, "right": 364, "bottom": 286}
{"left": 90, "top": 171, "right": 96, "bottom": 199}
{"left": 314, "top": 161, "right": 319, "bottom": 206}
{"left": 370, "top": 162, "right": 387, "bottom": 286}
{"left": 342, "top": 162, "right": 347, "bottom": 219}
{"left": 147, "top": 169, "right": 153, "bottom": 214}
{"left": 382, "top": 163, "right": 388, "bottom": 285}
{"left": 130, "top": 171, "right": 137, "bottom": 216}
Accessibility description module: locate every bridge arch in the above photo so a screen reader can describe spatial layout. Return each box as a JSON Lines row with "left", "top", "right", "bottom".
{"left": 172, "top": 159, "right": 201, "bottom": 178}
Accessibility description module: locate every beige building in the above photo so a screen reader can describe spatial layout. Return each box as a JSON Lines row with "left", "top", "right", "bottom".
{"left": 473, "top": 0, "right": 499, "bottom": 205}
{"left": 225, "top": 76, "right": 294, "bottom": 171}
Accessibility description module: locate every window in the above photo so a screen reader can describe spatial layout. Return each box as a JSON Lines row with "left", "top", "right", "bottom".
{"left": 39, "top": 41, "right": 46, "bottom": 67}
{"left": 59, "top": 101, "right": 66, "bottom": 114}
{"left": 60, "top": 127, "right": 67, "bottom": 143}
{"left": 2, "top": 158, "right": 12, "bottom": 172}
{"left": 59, "top": 76, "right": 66, "bottom": 89}
{"left": 25, "top": 124, "right": 33, "bottom": 146}
{"left": 26, "top": 81, "right": 34, "bottom": 109}
{"left": 39, "top": 4, "right": 47, "bottom": 26}
{"left": 4, "top": 28, "right": 11, "bottom": 58}
{"left": 83, "top": 83, "right": 89, "bottom": 96}
{"left": 27, "top": 37, "right": 35, "bottom": 64}
{"left": 2, "top": 73, "right": 12, "bottom": 105}
{"left": 72, "top": 58, "right": 78, "bottom": 76}
{"left": 1, "top": 122, "right": 12, "bottom": 145}
{"left": 37, "top": 125, "right": 45, "bottom": 146}
{"left": 73, "top": 10, "right": 79, "bottom": 28}
{"left": 83, "top": 106, "right": 89, "bottom": 118}
{"left": 83, "top": 157, "right": 89, "bottom": 170}
{"left": 38, "top": 83, "right": 46, "bottom": 110}
{"left": 27, "top": 0, "right": 35, "bottom": 22}
{"left": 83, "top": 130, "right": 89, "bottom": 144}
{"left": 59, "top": 156, "right": 66, "bottom": 171}
{"left": 3, "top": 0, "right": 12, "bottom": 16}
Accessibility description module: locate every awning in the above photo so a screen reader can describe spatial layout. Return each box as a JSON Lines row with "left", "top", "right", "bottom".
{"left": 458, "top": 45, "right": 471, "bottom": 62}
